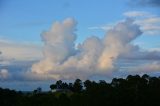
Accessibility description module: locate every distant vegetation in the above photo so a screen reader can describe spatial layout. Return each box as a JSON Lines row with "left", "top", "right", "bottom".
{"left": 0, "top": 74, "right": 160, "bottom": 106}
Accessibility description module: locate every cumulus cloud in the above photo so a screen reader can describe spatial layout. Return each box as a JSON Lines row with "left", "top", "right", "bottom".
{"left": 98, "top": 18, "right": 142, "bottom": 70}
{"left": 0, "top": 69, "right": 9, "bottom": 79}
{"left": 0, "top": 17, "right": 159, "bottom": 81}
{"left": 29, "top": 18, "right": 143, "bottom": 80}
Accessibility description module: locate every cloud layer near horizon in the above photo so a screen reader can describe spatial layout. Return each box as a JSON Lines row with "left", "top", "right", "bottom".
{"left": 28, "top": 18, "right": 160, "bottom": 80}
{"left": 0, "top": 40, "right": 42, "bottom": 62}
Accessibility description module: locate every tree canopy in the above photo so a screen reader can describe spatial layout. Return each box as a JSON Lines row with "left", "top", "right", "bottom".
{"left": 0, "top": 74, "right": 160, "bottom": 106}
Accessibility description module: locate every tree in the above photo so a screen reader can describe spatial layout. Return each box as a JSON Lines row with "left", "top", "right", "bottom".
{"left": 61, "top": 82, "right": 69, "bottom": 89}
{"left": 84, "top": 80, "right": 92, "bottom": 91}
{"left": 73, "top": 79, "right": 83, "bottom": 92}
{"left": 142, "top": 74, "right": 149, "bottom": 80}
{"left": 56, "top": 80, "right": 63, "bottom": 89}
{"left": 50, "top": 84, "right": 57, "bottom": 90}
{"left": 33, "top": 87, "right": 42, "bottom": 94}
{"left": 68, "top": 83, "right": 74, "bottom": 91}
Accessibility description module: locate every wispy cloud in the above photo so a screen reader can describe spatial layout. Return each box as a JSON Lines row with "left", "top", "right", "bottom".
{"left": 125, "top": 11, "right": 160, "bottom": 35}
{"left": 0, "top": 39, "right": 43, "bottom": 62}
{"left": 128, "top": 0, "right": 160, "bottom": 8}
{"left": 131, "top": 61, "right": 160, "bottom": 73}
{"left": 89, "top": 11, "right": 160, "bottom": 36}
{"left": 88, "top": 25, "right": 114, "bottom": 31}
{"left": 123, "top": 11, "right": 154, "bottom": 17}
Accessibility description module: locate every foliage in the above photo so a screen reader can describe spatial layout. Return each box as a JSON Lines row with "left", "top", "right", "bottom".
{"left": 0, "top": 74, "right": 160, "bottom": 106}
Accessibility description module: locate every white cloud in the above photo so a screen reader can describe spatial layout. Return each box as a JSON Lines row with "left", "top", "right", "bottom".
{"left": 124, "top": 11, "right": 160, "bottom": 35}
{"left": 1, "top": 17, "right": 160, "bottom": 81}
{"left": 89, "top": 11, "right": 160, "bottom": 36}
{"left": 29, "top": 18, "right": 143, "bottom": 80}
{"left": 88, "top": 25, "right": 114, "bottom": 31}
{"left": 135, "top": 16, "right": 160, "bottom": 35}
{"left": 0, "top": 69, "right": 10, "bottom": 79}
{"left": 0, "top": 39, "right": 43, "bottom": 63}
{"left": 123, "top": 11, "right": 153, "bottom": 17}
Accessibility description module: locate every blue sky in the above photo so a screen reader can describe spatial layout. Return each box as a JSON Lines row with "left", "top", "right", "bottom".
{"left": 0, "top": 0, "right": 160, "bottom": 91}
{"left": 0, "top": 0, "right": 159, "bottom": 45}
{"left": 1, "top": 0, "right": 127, "bottom": 42}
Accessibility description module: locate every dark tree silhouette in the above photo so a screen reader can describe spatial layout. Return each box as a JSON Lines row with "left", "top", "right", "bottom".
{"left": 33, "top": 87, "right": 42, "bottom": 94}
{"left": 50, "top": 84, "right": 57, "bottom": 90}
{"left": 0, "top": 74, "right": 160, "bottom": 106}
{"left": 56, "top": 80, "right": 63, "bottom": 89}
{"left": 73, "top": 79, "right": 83, "bottom": 93}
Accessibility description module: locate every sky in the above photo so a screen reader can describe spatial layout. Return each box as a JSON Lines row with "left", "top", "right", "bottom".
{"left": 0, "top": 0, "right": 160, "bottom": 91}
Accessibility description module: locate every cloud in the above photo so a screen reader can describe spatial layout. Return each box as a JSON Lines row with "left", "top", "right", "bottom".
{"left": 134, "top": 15, "right": 160, "bottom": 35}
{"left": 1, "top": 17, "right": 160, "bottom": 82}
{"left": 98, "top": 18, "right": 142, "bottom": 70}
{"left": 0, "top": 39, "right": 43, "bottom": 81}
{"left": 131, "top": 61, "right": 160, "bottom": 73}
{"left": 29, "top": 18, "right": 143, "bottom": 80}
{"left": 88, "top": 25, "right": 113, "bottom": 31}
{"left": 0, "top": 69, "right": 9, "bottom": 79}
{"left": 122, "top": 50, "right": 160, "bottom": 61}
{"left": 126, "top": 11, "right": 160, "bottom": 35}
{"left": 123, "top": 11, "right": 152, "bottom": 17}
{"left": 92, "top": 11, "right": 160, "bottom": 36}
{"left": 123, "top": 11, "right": 150, "bottom": 17}
{"left": 0, "top": 60, "right": 37, "bottom": 82}
{"left": 135, "top": 16, "right": 160, "bottom": 35}
{"left": 128, "top": 0, "right": 160, "bottom": 7}
{"left": 0, "top": 39, "right": 43, "bottom": 63}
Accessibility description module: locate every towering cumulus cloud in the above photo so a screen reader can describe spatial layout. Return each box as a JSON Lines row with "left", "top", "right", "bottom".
{"left": 32, "top": 18, "right": 77, "bottom": 75}
{"left": 31, "top": 18, "right": 142, "bottom": 80}
{"left": 98, "top": 19, "right": 142, "bottom": 70}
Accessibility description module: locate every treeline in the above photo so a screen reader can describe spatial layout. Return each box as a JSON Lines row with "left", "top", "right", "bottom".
{"left": 0, "top": 74, "right": 160, "bottom": 106}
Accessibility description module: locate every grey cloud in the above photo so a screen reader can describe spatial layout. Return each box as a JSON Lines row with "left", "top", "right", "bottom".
{"left": 128, "top": 0, "right": 160, "bottom": 7}
{"left": 120, "top": 46, "right": 160, "bottom": 60}
{"left": 0, "top": 60, "right": 37, "bottom": 81}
